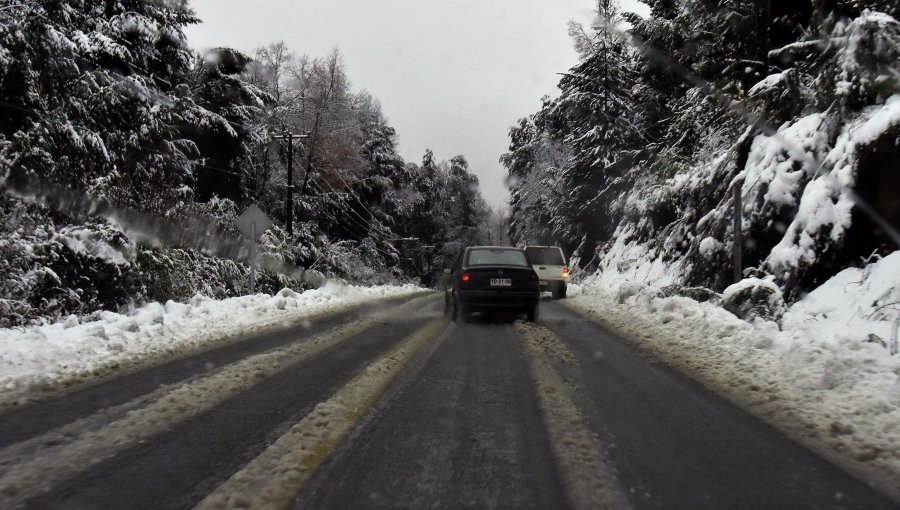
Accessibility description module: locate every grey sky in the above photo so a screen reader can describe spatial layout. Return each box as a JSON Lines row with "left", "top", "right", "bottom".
{"left": 184, "top": 0, "right": 650, "bottom": 209}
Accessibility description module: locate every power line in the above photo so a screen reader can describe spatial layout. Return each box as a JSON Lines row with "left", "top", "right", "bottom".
{"left": 186, "top": 163, "right": 373, "bottom": 251}
{"left": 333, "top": 172, "right": 419, "bottom": 241}
{"left": 314, "top": 203, "right": 368, "bottom": 243}
{"left": 334, "top": 172, "right": 401, "bottom": 234}
{"left": 307, "top": 181, "right": 409, "bottom": 258}
{"left": 309, "top": 180, "right": 394, "bottom": 241}
{"left": 311, "top": 198, "right": 399, "bottom": 260}
{"left": 310, "top": 180, "right": 377, "bottom": 232}
{"left": 197, "top": 163, "right": 243, "bottom": 178}
{"left": 324, "top": 174, "right": 406, "bottom": 241}
{"left": 312, "top": 181, "right": 410, "bottom": 246}
{"left": 313, "top": 178, "right": 394, "bottom": 237}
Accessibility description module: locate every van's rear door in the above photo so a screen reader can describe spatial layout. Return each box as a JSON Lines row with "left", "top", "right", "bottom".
{"left": 524, "top": 247, "right": 566, "bottom": 282}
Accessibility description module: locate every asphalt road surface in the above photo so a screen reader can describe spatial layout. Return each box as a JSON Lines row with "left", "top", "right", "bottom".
{"left": 0, "top": 293, "right": 897, "bottom": 510}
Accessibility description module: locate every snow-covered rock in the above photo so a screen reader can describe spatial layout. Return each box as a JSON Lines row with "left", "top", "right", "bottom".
{"left": 722, "top": 277, "right": 787, "bottom": 323}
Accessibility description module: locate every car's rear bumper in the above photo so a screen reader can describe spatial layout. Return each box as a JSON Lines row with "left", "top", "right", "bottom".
{"left": 539, "top": 280, "right": 566, "bottom": 292}
{"left": 459, "top": 290, "right": 539, "bottom": 311}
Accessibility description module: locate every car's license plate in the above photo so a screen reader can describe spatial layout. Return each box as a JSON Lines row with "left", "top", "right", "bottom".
{"left": 490, "top": 278, "right": 512, "bottom": 287}
{"left": 540, "top": 280, "right": 548, "bottom": 285}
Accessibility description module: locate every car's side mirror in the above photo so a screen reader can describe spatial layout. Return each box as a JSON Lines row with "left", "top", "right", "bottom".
{"left": 443, "top": 268, "right": 452, "bottom": 275}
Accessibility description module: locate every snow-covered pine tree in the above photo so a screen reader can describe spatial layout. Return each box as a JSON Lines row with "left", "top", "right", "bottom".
{"left": 0, "top": 0, "right": 223, "bottom": 214}
{"left": 501, "top": 104, "right": 569, "bottom": 247}
{"left": 550, "top": 0, "right": 645, "bottom": 264}
{"left": 189, "top": 47, "right": 273, "bottom": 204}
{"left": 400, "top": 150, "right": 447, "bottom": 282}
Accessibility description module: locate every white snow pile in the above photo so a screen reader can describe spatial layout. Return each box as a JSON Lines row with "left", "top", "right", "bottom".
{"left": 747, "top": 69, "right": 790, "bottom": 97}
{"left": 784, "top": 252, "right": 900, "bottom": 352}
{"left": 0, "top": 283, "right": 423, "bottom": 400}
{"left": 566, "top": 252, "right": 900, "bottom": 487}
{"left": 698, "top": 236, "right": 721, "bottom": 258}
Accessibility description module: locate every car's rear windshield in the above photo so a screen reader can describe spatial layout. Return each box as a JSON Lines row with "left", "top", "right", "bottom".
{"left": 466, "top": 248, "right": 529, "bottom": 267}
{"left": 525, "top": 247, "right": 565, "bottom": 265}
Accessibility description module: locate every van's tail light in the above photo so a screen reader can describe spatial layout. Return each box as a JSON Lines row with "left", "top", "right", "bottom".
{"left": 461, "top": 273, "right": 470, "bottom": 282}
{"left": 562, "top": 267, "right": 569, "bottom": 278}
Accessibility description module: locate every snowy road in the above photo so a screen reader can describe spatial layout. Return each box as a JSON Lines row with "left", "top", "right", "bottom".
{"left": 0, "top": 295, "right": 897, "bottom": 509}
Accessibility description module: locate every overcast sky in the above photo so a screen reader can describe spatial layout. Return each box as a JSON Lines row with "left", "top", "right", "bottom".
{"left": 184, "top": 0, "right": 650, "bottom": 209}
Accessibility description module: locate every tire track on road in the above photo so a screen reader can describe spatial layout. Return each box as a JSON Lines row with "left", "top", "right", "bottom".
{"left": 195, "top": 316, "right": 448, "bottom": 510}
{"left": 0, "top": 292, "right": 427, "bottom": 446}
{"left": 0, "top": 295, "right": 436, "bottom": 509}
{"left": 514, "top": 320, "right": 631, "bottom": 510}
{"left": 293, "top": 317, "right": 570, "bottom": 510}
{"left": 540, "top": 300, "right": 900, "bottom": 509}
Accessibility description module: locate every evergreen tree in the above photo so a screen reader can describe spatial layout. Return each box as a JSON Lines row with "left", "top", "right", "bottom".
{"left": 551, "top": 1, "right": 645, "bottom": 261}
{"left": 0, "top": 0, "right": 217, "bottom": 213}
{"left": 501, "top": 108, "right": 568, "bottom": 247}
{"left": 189, "top": 47, "right": 272, "bottom": 204}
{"left": 506, "top": 0, "right": 900, "bottom": 299}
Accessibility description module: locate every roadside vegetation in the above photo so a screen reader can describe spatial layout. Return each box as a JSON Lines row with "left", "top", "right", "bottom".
{"left": 504, "top": 0, "right": 900, "bottom": 307}
{"left": 0, "top": 1, "right": 493, "bottom": 326}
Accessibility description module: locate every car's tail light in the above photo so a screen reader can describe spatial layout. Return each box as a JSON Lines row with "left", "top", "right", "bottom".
{"left": 531, "top": 272, "right": 539, "bottom": 281}
{"left": 562, "top": 266, "right": 569, "bottom": 278}
{"left": 461, "top": 273, "right": 470, "bottom": 282}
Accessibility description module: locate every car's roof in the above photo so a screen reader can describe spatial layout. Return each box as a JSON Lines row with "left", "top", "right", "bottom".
{"left": 466, "top": 246, "right": 524, "bottom": 251}
{"left": 523, "top": 245, "right": 561, "bottom": 249}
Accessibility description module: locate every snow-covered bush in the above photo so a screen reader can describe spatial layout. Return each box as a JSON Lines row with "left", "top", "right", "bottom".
{"left": 658, "top": 284, "right": 720, "bottom": 304}
{"left": 0, "top": 181, "right": 425, "bottom": 327}
{"left": 0, "top": 195, "right": 140, "bottom": 325}
{"left": 810, "top": 11, "right": 900, "bottom": 111}
{"left": 0, "top": 193, "right": 315, "bottom": 327}
{"left": 722, "top": 278, "right": 787, "bottom": 323}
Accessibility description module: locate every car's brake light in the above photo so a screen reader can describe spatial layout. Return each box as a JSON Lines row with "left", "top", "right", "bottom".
{"left": 461, "top": 273, "right": 470, "bottom": 282}
{"left": 563, "top": 266, "right": 569, "bottom": 278}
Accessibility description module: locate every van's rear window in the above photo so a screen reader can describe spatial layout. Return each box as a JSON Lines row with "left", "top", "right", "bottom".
{"left": 525, "top": 247, "right": 565, "bottom": 265}
{"left": 466, "top": 249, "right": 529, "bottom": 267}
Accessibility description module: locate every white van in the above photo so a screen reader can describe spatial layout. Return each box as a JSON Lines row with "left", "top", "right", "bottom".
{"left": 524, "top": 246, "right": 569, "bottom": 298}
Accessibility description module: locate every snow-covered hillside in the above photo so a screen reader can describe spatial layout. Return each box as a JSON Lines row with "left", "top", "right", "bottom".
{"left": 506, "top": 6, "right": 900, "bottom": 305}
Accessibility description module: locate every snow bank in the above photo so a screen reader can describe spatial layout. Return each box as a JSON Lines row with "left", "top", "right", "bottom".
{"left": 0, "top": 283, "right": 423, "bottom": 402}
{"left": 784, "top": 251, "right": 900, "bottom": 349}
{"left": 567, "top": 254, "right": 900, "bottom": 490}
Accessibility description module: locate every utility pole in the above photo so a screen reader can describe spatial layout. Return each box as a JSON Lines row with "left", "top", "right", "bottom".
{"left": 756, "top": 0, "right": 771, "bottom": 75}
{"left": 272, "top": 131, "right": 309, "bottom": 235}
{"left": 733, "top": 180, "right": 744, "bottom": 284}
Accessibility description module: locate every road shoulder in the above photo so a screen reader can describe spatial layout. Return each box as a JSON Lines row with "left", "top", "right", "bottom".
{"left": 556, "top": 296, "right": 900, "bottom": 505}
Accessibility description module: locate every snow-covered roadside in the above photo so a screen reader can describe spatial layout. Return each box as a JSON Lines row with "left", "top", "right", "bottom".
{"left": 0, "top": 283, "right": 424, "bottom": 405}
{"left": 564, "top": 253, "right": 900, "bottom": 494}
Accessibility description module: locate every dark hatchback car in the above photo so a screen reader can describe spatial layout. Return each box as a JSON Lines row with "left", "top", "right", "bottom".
{"left": 444, "top": 246, "right": 541, "bottom": 322}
